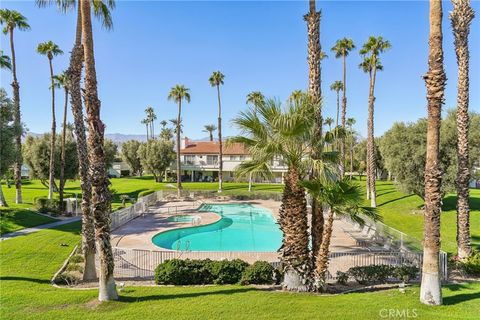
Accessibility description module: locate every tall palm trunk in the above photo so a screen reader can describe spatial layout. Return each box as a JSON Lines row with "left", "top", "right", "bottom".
{"left": 59, "top": 85, "right": 68, "bottom": 214}
{"left": 340, "top": 53, "right": 347, "bottom": 176}
{"left": 305, "top": 0, "right": 323, "bottom": 273}
{"left": 315, "top": 207, "right": 334, "bottom": 285}
{"left": 217, "top": 85, "right": 223, "bottom": 192}
{"left": 367, "top": 57, "right": 378, "bottom": 208}
{"left": 451, "top": 0, "right": 474, "bottom": 260}
{"left": 279, "top": 166, "right": 311, "bottom": 291}
{"left": 349, "top": 131, "right": 354, "bottom": 179}
{"left": 9, "top": 28, "right": 23, "bottom": 204}
{"left": 67, "top": 3, "right": 96, "bottom": 281}
{"left": 176, "top": 100, "right": 182, "bottom": 196}
{"left": 80, "top": 0, "right": 117, "bottom": 301}
{"left": 335, "top": 90, "right": 340, "bottom": 129}
{"left": 366, "top": 148, "right": 370, "bottom": 199}
{"left": 420, "top": 0, "right": 446, "bottom": 306}
{"left": 0, "top": 181, "right": 6, "bottom": 207}
{"left": 47, "top": 56, "right": 56, "bottom": 200}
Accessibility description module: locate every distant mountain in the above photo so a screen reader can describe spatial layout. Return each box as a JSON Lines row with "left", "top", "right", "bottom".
{"left": 105, "top": 133, "right": 147, "bottom": 144}
{"left": 25, "top": 133, "right": 222, "bottom": 145}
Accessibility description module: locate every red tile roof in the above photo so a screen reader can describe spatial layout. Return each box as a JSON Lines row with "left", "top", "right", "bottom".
{"left": 180, "top": 140, "right": 248, "bottom": 155}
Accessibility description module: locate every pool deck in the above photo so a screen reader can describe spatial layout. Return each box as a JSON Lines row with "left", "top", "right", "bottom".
{"left": 111, "top": 199, "right": 366, "bottom": 261}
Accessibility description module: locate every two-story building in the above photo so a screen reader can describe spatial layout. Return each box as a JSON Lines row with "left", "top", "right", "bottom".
{"left": 179, "top": 138, "right": 286, "bottom": 183}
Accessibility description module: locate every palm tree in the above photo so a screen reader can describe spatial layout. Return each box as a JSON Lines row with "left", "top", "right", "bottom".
{"left": 37, "top": 41, "right": 63, "bottom": 200}
{"left": 37, "top": 0, "right": 115, "bottom": 283}
{"left": 209, "top": 71, "right": 225, "bottom": 192}
{"left": 359, "top": 37, "right": 391, "bottom": 208}
{"left": 80, "top": 0, "right": 117, "bottom": 301}
{"left": 289, "top": 90, "right": 303, "bottom": 103}
{"left": 141, "top": 118, "right": 149, "bottom": 140}
{"left": 346, "top": 117, "right": 356, "bottom": 179}
{"left": 302, "top": 179, "right": 378, "bottom": 286}
{"left": 203, "top": 124, "right": 217, "bottom": 141}
{"left": 329, "top": 81, "right": 343, "bottom": 128}
{"left": 0, "top": 50, "right": 11, "bottom": 70}
{"left": 145, "top": 106, "right": 156, "bottom": 139}
{"left": 420, "top": 0, "right": 447, "bottom": 306}
{"left": 450, "top": 0, "right": 475, "bottom": 260}
{"left": 53, "top": 72, "right": 69, "bottom": 213}
{"left": 168, "top": 84, "right": 191, "bottom": 196}
{"left": 0, "top": 9, "right": 30, "bottom": 204}
{"left": 246, "top": 91, "right": 265, "bottom": 113}
{"left": 331, "top": 38, "right": 355, "bottom": 176}
{"left": 324, "top": 117, "right": 334, "bottom": 132}
{"left": 231, "top": 95, "right": 334, "bottom": 291}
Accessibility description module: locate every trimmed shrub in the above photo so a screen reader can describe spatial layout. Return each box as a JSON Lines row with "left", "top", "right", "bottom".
{"left": 240, "top": 261, "right": 274, "bottom": 285}
{"left": 33, "top": 197, "right": 60, "bottom": 214}
{"left": 336, "top": 271, "right": 349, "bottom": 285}
{"left": 54, "top": 272, "right": 79, "bottom": 286}
{"left": 154, "top": 259, "right": 214, "bottom": 285}
{"left": 462, "top": 251, "right": 480, "bottom": 275}
{"left": 209, "top": 259, "right": 249, "bottom": 284}
{"left": 138, "top": 190, "right": 155, "bottom": 198}
{"left": 393, "top": 265, "right": 419, "bottom": 283}
{"left": 348, "top": 265, "right": 395, "bottom": 285}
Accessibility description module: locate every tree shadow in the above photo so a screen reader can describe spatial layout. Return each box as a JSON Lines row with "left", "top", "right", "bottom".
{"left": 0, "top": 276, "right": 50, "bottom": 284}
{"left": 442, "top": 194, "right": 480, "bottom": 211}
{"left": 118, "top": 287, "right": 257, "bottom": 303}
{"left": 443, "top": 283, "right": 480, "bottom": 305}
{"left": 378, "top": 194, "right": 416, "bottom": 207}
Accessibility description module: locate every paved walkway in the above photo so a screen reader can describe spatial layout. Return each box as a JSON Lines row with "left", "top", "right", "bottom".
{"left": 0, "top": 217, "right": 81, "bottom": 241}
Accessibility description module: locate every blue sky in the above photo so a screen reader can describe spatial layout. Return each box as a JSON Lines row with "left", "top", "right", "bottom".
{"left": 1, "top": 0, "right": 479, "bottom": 139}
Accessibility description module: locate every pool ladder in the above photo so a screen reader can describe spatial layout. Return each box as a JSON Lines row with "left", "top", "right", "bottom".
{"left": 175, "top": 240, "right": 191, "bottom": 257}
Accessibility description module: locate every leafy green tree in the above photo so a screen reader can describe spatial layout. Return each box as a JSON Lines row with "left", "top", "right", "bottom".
{"left": 23, "top": 133, "right": 78, "bottom": 189}
{"left": 103, "top": 139, "right": 118, "bottom": 170}
{"left": 0, "top": 89, "right": 16, "bottom": 206}
{"left": 138, "top": 140, "right": 175, "bottom": 182}
{"left": 0, "top": 8, "right": 30, "bottom": 204}
{"left": 379, "top": 110, "right": 480, "bottom": 199}
{"left": 121, "top": 140, "right": 142, "bottom": 176}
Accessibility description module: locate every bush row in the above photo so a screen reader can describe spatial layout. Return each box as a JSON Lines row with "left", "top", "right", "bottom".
{"left": 154, "top": 259, "right": 276, "bottom": 285}
{"left": 336, "top": 265, "right": 419, "bottom": 285}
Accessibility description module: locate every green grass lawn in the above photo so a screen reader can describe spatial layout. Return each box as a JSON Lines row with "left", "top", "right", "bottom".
{"left": 2, "top": 177, "right": 479, "bottom": 253}
{"left": 1, "top": 221, "right": 479, "bottom": 320}
{"left": 360, "top": 180, "right": 480, "bottom": 254}
{"left": 0, "top": 177, "right": 281, "bottom": 235}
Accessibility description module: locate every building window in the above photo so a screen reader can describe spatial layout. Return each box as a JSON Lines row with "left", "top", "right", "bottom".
{"left": 184, "top": 155, "right": 195, "bottom": 165}
{"left": 206, "top": 155, "right": 218, "bottom": 165}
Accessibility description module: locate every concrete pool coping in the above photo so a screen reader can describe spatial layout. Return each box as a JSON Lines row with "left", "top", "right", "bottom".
{"left": 111, "top": 199, "right": 366, "bottom": 259}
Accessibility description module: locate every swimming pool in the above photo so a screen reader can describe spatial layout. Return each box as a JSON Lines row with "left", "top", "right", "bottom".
{"left": 152, "top": 203, "right": 282, "bottom": 252}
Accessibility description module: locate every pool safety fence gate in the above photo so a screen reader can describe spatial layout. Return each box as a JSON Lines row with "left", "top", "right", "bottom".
{"left": 110, "top": 247, "right": 448, "bottom": 282}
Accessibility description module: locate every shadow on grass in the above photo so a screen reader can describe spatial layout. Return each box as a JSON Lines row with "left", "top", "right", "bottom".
{"left": 0, "top": 276, "right": 50, "bottom": 284}
{"left": 442, "top": 194, "right": 480, "bottom": 211}
{"left": 443, "top": 283, "right": 480, "bottom": 305}
{"left": 378, "top": 194, "right": 416, "bottom": 207}
{"left": 118, "top": 287, "right": 257, "bottom": 302}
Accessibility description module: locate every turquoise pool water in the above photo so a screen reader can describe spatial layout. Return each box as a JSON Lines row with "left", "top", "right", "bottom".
{"left": 152, "top": 203, "right": 282, "bottom": 252}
